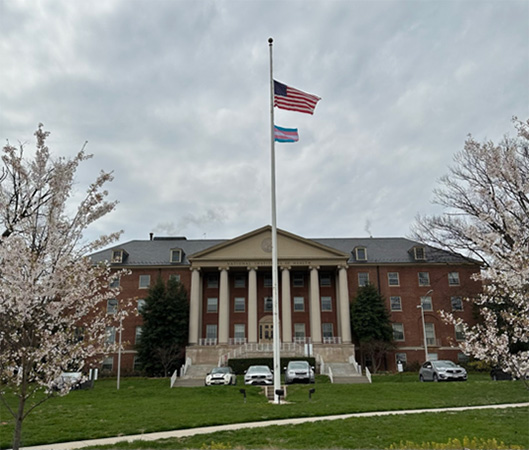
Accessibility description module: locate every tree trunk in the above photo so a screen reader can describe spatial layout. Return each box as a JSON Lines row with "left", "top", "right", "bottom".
{"left": 12, "top": 395, "right": 26, "bottom": 450}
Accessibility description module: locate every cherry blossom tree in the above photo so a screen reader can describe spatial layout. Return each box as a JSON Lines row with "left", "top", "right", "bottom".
{"left": 0, "top": 125, "right": 126, "bottom": 449}
{"left": 412, "top": 117, "right": 529, "bottom": 389}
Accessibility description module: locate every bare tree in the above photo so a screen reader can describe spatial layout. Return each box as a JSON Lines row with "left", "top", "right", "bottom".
{"left": 412, "top": 117, "right": 529, "bottom": 388}
{"left": 0, "top": 124, "right": 127, "bottom": 449}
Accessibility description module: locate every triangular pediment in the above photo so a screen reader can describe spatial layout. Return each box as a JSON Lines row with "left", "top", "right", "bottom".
{"left": 189, "top": 226, "right": 349, "bottom": 268}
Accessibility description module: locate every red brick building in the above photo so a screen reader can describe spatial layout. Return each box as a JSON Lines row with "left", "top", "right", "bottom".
{"left": 90, "top": 226, "right": 481, "bottom": 374}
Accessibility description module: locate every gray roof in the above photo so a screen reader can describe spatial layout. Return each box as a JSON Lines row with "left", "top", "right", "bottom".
{"left": 89, "top": 233, "right": 475, "bottom": 267}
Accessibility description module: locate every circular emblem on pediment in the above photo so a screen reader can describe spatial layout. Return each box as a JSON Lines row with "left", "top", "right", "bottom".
{"left": 261, "top": 238, "right": 273, "bottom": 253}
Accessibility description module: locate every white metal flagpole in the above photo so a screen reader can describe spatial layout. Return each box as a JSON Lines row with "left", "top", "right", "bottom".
{"left": 268, "top": 37, "right": 282, "bottom": 404}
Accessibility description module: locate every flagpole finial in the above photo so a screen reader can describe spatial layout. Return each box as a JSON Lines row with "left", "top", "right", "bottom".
{"left": 268, "top": 37, "right": 273, "bottom": 44}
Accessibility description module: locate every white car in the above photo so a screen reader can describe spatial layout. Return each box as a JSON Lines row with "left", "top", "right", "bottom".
{"left": 244, "top": 365, "right": 273, "bottom": 385}
{"left": 284, "top": 361, "right": 315, "bottom": 384}
{"left": 419, "top": 360, "right": 467, "bottom": 382}
{"left": 205, "top": 366, "right": 237, "bottom": 386}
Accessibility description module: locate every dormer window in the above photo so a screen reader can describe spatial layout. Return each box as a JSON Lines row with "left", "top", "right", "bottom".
{"left": 413, "top": 246, "right": 426, "bottom": 261}
{"left": 355, "top": 247, "right": 367, "bottom": 261}
{"left": 170, "top": 249, "right": 182, "bottom": 263}
{"left": 111, "top": 249, "right": 127, "bottom": 264}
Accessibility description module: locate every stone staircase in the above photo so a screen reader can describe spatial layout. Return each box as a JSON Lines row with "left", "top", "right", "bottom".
{"left": 327, "top": 363, "right": 370, "bottom": 384}
{"left": 171, "top": 364, "right": 215, "bottom": 387}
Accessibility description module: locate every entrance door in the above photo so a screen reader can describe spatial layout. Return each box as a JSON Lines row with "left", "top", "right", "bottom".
{"left": 259, "top": 316, "right": 274, "bottom": 343}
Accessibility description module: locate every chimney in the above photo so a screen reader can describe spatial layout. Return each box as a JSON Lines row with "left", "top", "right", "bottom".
{"left": 149, "top": 232, "right": 154, "bottom": 241}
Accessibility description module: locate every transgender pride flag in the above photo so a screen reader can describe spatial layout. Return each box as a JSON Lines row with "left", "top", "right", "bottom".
{"left": 274, "top": 125, "right": 299, "bottom": 143}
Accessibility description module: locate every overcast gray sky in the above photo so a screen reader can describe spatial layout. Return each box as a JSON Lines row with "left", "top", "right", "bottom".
{"left": 1, "top": 0, "right": 528, "bottom": 245}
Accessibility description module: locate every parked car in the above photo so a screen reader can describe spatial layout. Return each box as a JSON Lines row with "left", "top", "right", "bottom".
{"left": 284, "top": 360, "right": 315, "bottom": 384}
{"left": 244, "top": 365, "right": 273, "bottom": 385}
{"left": 52, "top": 372, "right": 83, "bottom": 391}
{"left": 419, "top": 360, "right": 467, "bottom": 382}
{"left": 205, "top": 366, "right": 237, "bottom": 386}
{"left": 490, "top": 367, "right": 513, "bottom": 381}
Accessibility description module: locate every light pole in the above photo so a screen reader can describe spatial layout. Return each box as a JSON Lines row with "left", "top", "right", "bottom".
{"left": 417, "top": 289, "right": 433, "bottom": 362}
{"left": 117, "top": 315, "right": 123, "bottom": 390}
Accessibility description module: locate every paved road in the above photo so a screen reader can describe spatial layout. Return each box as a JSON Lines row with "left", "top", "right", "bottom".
{"left": 19, "top": 402, "right": 529, "bottom": 450}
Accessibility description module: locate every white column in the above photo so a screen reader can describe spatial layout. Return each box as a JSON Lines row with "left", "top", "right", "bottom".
{"left": 338, "top": 265, "right": 352, "bottom": 344}
{"left": 309, "top": 266, "right": 322, "bottom": 343}
{"left": 281, "top": 266, "right": 292, "bottom": 343}
{"left": 248, "top": 267, "right": 258, "bottom": 343}
{"left": 218, "top": 267, "right": 230, "bottom": 344}
{"left": 188, "top": 268, "right": 201, "bottom": 345}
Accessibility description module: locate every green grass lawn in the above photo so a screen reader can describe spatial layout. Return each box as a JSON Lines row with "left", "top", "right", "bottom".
{"left": 0, "top": 374, "right": 527, "bottom": 449}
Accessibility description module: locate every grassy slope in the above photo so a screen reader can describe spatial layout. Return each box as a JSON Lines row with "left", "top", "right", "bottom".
{"left": 0, "top": 374, "right": 527, "bottom": 448}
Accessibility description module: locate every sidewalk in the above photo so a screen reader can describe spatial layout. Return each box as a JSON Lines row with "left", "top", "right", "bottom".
{"left": 20, "top": 402, "right": 529, "bottom": 450}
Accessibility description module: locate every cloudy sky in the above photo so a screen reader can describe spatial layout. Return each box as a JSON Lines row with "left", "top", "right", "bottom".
{"left": 1, "top": 0, "right": 528, "bottom": 246}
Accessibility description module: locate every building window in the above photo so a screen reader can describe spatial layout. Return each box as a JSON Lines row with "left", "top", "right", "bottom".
{"left": 264, "top": 296, "right": 273, "bottom": 312}
{"left": 392, "top": 323, "right": 404, "bottom": 341}
{"left": 169, "top": 274, "right": 181, "bottom": 283}
{"left": 137, "top": 299, "right": 146, "bottom": 313}
{"left": 234, "top": 297, "right": 245, "bottom": 312}
{"left": 105, "top": 326, "right": 116, "bottom": 344}
{"left": 293, "top": 296, "right": 304, "bottom": 312}
{"left": 207, "top": 298, "right": 218, "bottom": 313}
{"left": 455, "top": 323, "right": 465, "bottom": 341}
{"left": 207, "top": 274, "right": 218, "bottom": 288}
{"left": 396, "top": 353, "right": 407, "bottom": 364}
{"left": 170, "top": 249, "right": 182, "bottom": 263}
{"left": 421, "top": 296, "right": 433, "bottom": 311}
{"left": 458, "top": 352, "right": 469, "bottom": 363}
{"left": 414, "top": 246, "right": 426, "bottom": 260}
{"left": 107, "top": 298, "right": 118, "bottom": 315}
{"left": 425, "top": 323, "right": 436, "bottom": 345}
{"left": 320, "top": 273, "right": 331, "bottom": 287}
{"left": 139, "top": 275, "right": 151, "bottom": 289}
{"left": 451, "top": 296, "right": 463, "bottom": 311}
{"left": 388, "top": 272, "right": 400, "bottom": 286}
{"left": 448, "top": 272, "right": 460, "bottom": 286}
{"left": 234, "top": 274, "right": 246, "bottom": 288}
{"left": 390, "top": 296, "right": 402, "bottom": 311}
{"left": 135, "top": 326, "right": 143, "bottom": 344}
{"left": 293, "top": 273, "right": 304, "bottom": 287}
{"left": 206, "top": 324, "right": 217, "bottom": 340}
{"left": 322, "top": 323, "right": 333, "bottom": 338}
{"left": 234, "top": 324, "right": 245, "bottom": 340}
{"left": 133, "top": 356, "right": 142, "bottom": 372}
{"left": 321, "top": 296, "right": 332, "bottom": 311}
{"left": 264, "top": 274, "right": 272, "bottom": 288}
{"left": 102, "top": 356, "right": 113, "bottom": 371}
{"left": 111, "top": 250, "right": 126, "bottom": 264}
{"left": 109, "top": 277, "right": 120, "bottom": 288}
{"left": 358, "top": 272, "right": 369, "bottom": 287}
{"left": 294, "top": 323, "right": 306, "bottom": 339}
{"left": 355, "top": 247, "right": 367, "bottom": 261}
{"left": 418, "top": 272, "right": 430, "bottom": 286}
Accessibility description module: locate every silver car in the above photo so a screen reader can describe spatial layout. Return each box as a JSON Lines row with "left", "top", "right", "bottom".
{"left": 205, "top": 366, "right": 237, "bottom": 386}
{"left": 244, "top": 365, "right": 273, "bottom": 385}
{"left": 284, "top": 361, "right": 315, "bottom": 384}
{"left": 419, "top": 360, "right": 467, "bottom": 382}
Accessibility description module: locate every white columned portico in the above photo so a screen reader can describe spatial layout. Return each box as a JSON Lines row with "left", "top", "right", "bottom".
{"left": 218, "top": 267, "right": 230, "bottom": 344}
{"left": 188, "top": 267, "right": 201, "bottom": 345}
{"left": 247, "top": 266, "right": 258, "bottom": 343}
{"left": 281, "top": 266, "right": 292, "bottom": 343}
{"left": 338, "top": 265, "right": 352, "bottom": 344}
{"left": 309, "top": 266, "right": 322, "bottom": 343}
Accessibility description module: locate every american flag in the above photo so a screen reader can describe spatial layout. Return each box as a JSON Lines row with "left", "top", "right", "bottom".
{"left": 274, "top": 80, "right": 320, "bottom": 115}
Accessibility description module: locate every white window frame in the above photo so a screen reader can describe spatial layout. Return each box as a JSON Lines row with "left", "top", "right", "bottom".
{"left": 234, "top": 274, "right": 246, "bottom": 288}
{"left": 234, "top": 324, "right": 245, "bottom": 340}
{"left": 264, "top": 296, "right": 273, "bottom": 312}
{"left": 170, "top": 249, "right": 182, "bottom": 263}
{"left": 358, "top": 272, "right": 369, "bottom": 287}
{"left": 388, "top": 272, "right": 400, "bottom": 286}
{"left": 425, "top": 323, "right": 436, "bottom": 345}
{"left": 392, "top": 323, "right": 404, "bottom": 341}
{"left": 292, "top": 273, "right": 304, "bottom": 287}
{"left": 390, "top": 296, "right": 402, "bottom": 311}
{"left": 207, "top": 297, "right": 218, "bottom": 313}
{"left": 455, "top": 323, "right": 465, "bottom": 341}
{"left": 106, "top": 326, "right": 116, "bottom": 344}
{"left": 355, "top": 247, "right": 367, "bottom": 261}
{"left": 421, "top": 295, "right": 433, "bottom": 311}
{"left": 294, "top": 323, "right": 306, "bottom": 339}
{"left": 135, "top": 326, "right": 142, "bottom": 343}
{"left": 414, "top": 246, "right": 426, "bottom": 260}
{"left": 448, "top": 272, "right": 460, "bottom": 286}
{"left": 111, "top": 250, "right": 125, "bottom": 264}
{"left": 321, "top": 296, "right": 332, "bottom": 312}
{"left": 418, "top": 272, "right": 430, "bottom": 286}
{"left": 139, "top": 274, "right": 151, "bottom": 289}
{"left": 322, "top": 323, "right": 334, "bottom": 338}
{"left": 234, "top": 297, "right": 245, "bottom": 312}
{"left": 137, "top": 299, "right": 146, "bottom": 313}
{"left": 320, "top": 273, "right": 331, "bottom": 287}
{"left": 206, "top": 324, "right": 217, "bottom": 340}
{"left": 107, "top": 298, "right": 118, "bottom": 315}
{"left": 102, "top": 356, "right": 113, "bottom": 371}
{"left": 207, "top": 274, "right": 219, "bottom": 289}
{"left": 293, "top": 296, "right": 305, "bottom": 312}
{"left": 451, "top": 296, "right": 463, "bottom": 311}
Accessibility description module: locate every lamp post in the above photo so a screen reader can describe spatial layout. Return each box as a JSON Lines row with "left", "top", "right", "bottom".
{"left": 417, "top": 289, "right": 433, "bottom": 362}
{"left": 117, "top": 315, "right": 123, "bottom": 390}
